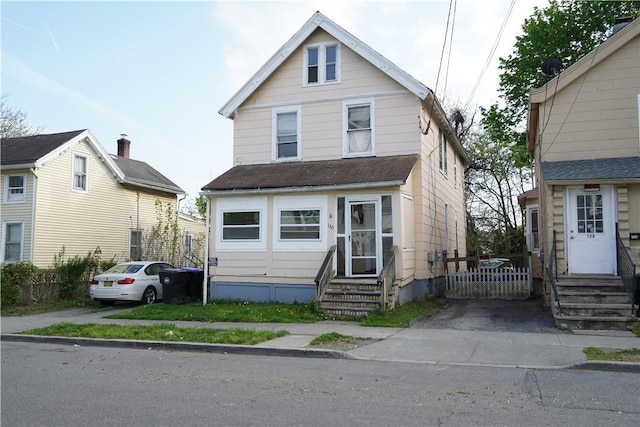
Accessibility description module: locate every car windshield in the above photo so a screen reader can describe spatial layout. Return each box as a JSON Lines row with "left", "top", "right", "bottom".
{"left": 103, "top": 264, "right": 143, "bottom": 274}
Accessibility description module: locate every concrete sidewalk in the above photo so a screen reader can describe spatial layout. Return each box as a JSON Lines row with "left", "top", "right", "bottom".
{"left": 1, "top": 307, "right": 639, "bottom": 371}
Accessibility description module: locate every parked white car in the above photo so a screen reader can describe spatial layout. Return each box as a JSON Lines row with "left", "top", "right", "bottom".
{"left": 90, "top": 261, "right": 174, "bottom": 306}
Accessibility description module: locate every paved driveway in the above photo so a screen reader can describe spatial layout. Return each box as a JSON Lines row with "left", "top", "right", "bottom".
{"left": 414, "top": 297, "right": 557, "bottom": 333}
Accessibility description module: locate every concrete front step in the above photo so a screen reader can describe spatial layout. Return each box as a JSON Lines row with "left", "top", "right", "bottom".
{"left": 554, "top": 314, "right": 640, "bottom": 331}
{"left": 557, "top": 291, "right": 630, "bottom": 304}
{"left": 321, "top": 305, "right": 377, "bottom": 319}
{"left": 558, "top": 302, "right": 635, "bottom": 317}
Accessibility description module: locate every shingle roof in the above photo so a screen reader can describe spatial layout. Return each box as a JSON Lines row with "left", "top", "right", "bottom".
{"left": 541, "top": 157, "right": 640, "bottom": 181}
{"left": 1, "top": 130, "right": 86, "bottom": 165}
{"left": 112, "top": 155, "right": 184, "bottom": 194}
{"left": 1, "top": 129, "right": 184, "bottom": 195}
{"left": 202, "top": 154, "right": 419, "bottom": 193}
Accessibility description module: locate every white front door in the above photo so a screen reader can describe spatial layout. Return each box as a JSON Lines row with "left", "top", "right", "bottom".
{"left": 566, "top": 185, "right": 616, "bottom": 274}
{"left": 347, "top": 199, "right": 380, "bottom": 277}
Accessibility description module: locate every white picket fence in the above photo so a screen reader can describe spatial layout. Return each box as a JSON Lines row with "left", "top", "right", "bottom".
{"left": 445, "top": 268, "right": 531, "bottom": 299}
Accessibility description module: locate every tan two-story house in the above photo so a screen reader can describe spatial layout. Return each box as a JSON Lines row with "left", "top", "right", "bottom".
{"left": 1, "top": 129, "right": 204, "bottom": 268}
{"left": 525, "top": 17, "right": 640, "bottom": 328}
{"left": 201, "top": 12, "right": 469, "bottom": 315}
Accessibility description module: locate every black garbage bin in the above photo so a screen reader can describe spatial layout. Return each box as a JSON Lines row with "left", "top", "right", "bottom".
{"left": 159, "top": 268, "right": 191, "bottom": 304}
{"left": 180, "top": 268, "right": 204, "bottom": 302}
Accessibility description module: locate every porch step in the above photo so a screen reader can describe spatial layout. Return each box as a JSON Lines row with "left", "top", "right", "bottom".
{"left": 556, "top": 302, "right": 634, "bottom": 317}
{"left": 551, "top": 275, "right": 638, "bottom": 330}
{"left": 557, "top": 291, "right": 629, "bottom": 304}
{"left": 318, "top": 278, "right": 384, "bottom": 319}
{"left": 554, "top": 314, "right": 639, "bottom": 331}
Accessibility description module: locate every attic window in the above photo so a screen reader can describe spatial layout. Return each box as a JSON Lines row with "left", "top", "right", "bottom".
{"left": 303, "top": 42, "right": 340, "bottom": 86}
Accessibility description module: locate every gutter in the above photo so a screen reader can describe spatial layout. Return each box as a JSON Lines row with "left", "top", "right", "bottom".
{"left": 200, "top": 180, "right": 407, "bottom": 196}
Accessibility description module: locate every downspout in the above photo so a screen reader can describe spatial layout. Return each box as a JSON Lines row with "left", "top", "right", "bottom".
{"left": 177, "top": 194, "right": 187, "bottom": 266}
{"left": 202, "top": 195, "right": 211, "bottom": 306}
{"left": 29, "top": 168, "right": 38, "bottom": 263}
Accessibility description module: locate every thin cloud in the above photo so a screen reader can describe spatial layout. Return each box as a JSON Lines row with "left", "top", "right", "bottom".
{"left": 2, "top": 52, "right": 170, "bottom": 149}
{"left": 47, "top": 26, "right": 60, "bottom": 52}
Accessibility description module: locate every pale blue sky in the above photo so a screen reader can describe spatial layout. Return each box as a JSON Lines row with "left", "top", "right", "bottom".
{"left": 1, "top": 0, "right": 548, "bottom": 205}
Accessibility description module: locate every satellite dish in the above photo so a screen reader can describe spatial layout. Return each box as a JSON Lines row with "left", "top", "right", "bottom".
{"left": 541, "top": 57, "right": 562, "bottom": 77}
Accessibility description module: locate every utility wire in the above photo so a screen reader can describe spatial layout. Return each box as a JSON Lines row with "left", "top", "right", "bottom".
{"left": 463, "top": 0, "right": 516, "bottom": 112}
{"left": 441, "top": 0, "right": 458, "bottom": 106}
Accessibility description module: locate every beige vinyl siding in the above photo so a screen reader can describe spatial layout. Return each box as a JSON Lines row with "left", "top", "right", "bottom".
{"left": 538, "top": 37, "right": 640, "bottom": 162}
{"left": 31, "top": 140, "right": 176, "bottom": 267}
{"left": 233, "top": 28, "right": 418, "bottom": 164}
{"left": 0, "top": 171, "right": 35, "bottom": 262}
{"left": 411, "top": 119, "right": 467, "bottom": 280}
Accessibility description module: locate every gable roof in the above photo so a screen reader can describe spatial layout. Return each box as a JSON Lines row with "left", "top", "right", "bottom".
{"left": 202, "top": 154, "right": 419, "bottom": 194}
{"left": 527, "top": 17, "right": 640, "bottom": 151}
{"left": 1, "top": 129, "right": 184, "bottom": 195}
{"left": 219, "top": 11, "right": 468, "bottom": 165}
{"left": 1, "top": 129, "right": 86, "bottom": 166}
{"left": 219, "top": 11, "right": 431, "bottom": 119}
{"left": 529, "top": 17, "right": 639, "bottom": 105}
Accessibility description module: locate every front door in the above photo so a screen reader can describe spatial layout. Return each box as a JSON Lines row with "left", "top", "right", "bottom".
{"left": 566, "top": 185, "right": 616, "bottom": 274}
{"left": 347, "top": 200, "right": 379, "bottom": 277}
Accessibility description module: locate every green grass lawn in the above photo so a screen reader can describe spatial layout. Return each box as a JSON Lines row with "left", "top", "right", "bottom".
{"left": 360, "top": 299, "right": 443, "bottom": 327}
{"left": 106, "top": 300, "right": 327, "bottom": 323}
{"left": 583, "top": 347, "right": 640, "bottom": 362}
{"left": 21, "top": 322, "right": 288, "bottom": 345}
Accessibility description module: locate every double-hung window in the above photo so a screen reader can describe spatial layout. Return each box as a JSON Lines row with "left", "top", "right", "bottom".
{"left": 73, "top": 153, "right": 88, "bottom": 192}
{"left": 130, "top": 229, "right": 143, "bottom": 261}
{"left": 279, "top": 210, "right": 320, "bottom": 240}
{"left": 217, "top": 197, "right": 267, "bottom": 251}
{"left": 439, "top": 131, "right": 448, "bottom": 174}
{"left": 2, "top": 222, "right": 23, "bottom": 263}
{"left": 273, "top": 196, "right": 326, "bottom": 251}
{"left": 273, "top": 106, "right": 301, "bottom": 161}
{"left": 303, "top": 42, "right": 340, "bottom": 85}
{"left": 527, "top": 207, "right": 540, "bottom": 251}
{"left": 343, "top": 99, "right": 374, "bottom": 157}
{"left": 5, "top": 173, "right": 26, "bottom": 203}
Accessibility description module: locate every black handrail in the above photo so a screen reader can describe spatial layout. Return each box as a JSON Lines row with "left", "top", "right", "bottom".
{"left": 616, "top": 224, "right": 638, "bottom": 316}
{"left": 545, "top": 230, "right": 562, "bottom": 314}
{"left": 314, "top": 245, "right": 337, "bottom": 303}
{"left": 376, "top": 246, "right": 397, "bottom": 312}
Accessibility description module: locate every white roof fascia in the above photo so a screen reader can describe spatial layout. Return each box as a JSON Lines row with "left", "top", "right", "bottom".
{"left": 200, "top": 179, "right": 407, "bottom": 197}
{"left": 34, "top": 129, "right": 126, "bottom": 181}
{"left": 218, "top": 11, "right": 432, "bottom": 119}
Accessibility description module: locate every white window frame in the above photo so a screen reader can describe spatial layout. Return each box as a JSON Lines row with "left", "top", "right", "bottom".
{"left": 273, "top": 195, "right": 327, "bottom": 251}
{"left": 439, "top": 130, "right": 448, "bottom": 174}
{"left": 1, "top": 221, "right": 24, "bottom": 263}
{"left": 216, "top": 197, "right": 267, "bottom": 251}
{"left": 129, "top": 228, "right": 143, "bottom": 261}
{"left": 343, "top": 98, "right": 375, "bottom": 158}
{"left": 272, "top": 105, "right": 301, "bottom": 162}
{"left": 184, "top": 232, "right": 195, "bottom": 254}
{"left": 72, "top": 152, "right": 89, "bottom": 192}
{"left": 302, "top": 41, "right": 341, "bottom": 86}
{"left": 4, "top": 173, "right": 26, "bottom": 203}
{"left": 526, "top": 206, "right": 540, "bottom": 252}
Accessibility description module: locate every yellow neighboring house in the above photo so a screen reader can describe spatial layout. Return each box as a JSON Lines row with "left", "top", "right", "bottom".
{"left": 0, "top": 129, "right": 202, "bottom": 268}
{"left": 525, "top": 17, "right": 640, "bottom": 328}
{"left": 201, "top": 12, "right": 470, "bottom": 313}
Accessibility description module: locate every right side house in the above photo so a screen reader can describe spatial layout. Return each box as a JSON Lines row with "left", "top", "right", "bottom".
{"left": 525, "top": 18, "right": 640, "bottom": 328}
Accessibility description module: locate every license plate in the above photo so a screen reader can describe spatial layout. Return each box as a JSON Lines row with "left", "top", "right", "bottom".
{"left": 104, "top": 281, "right": 113, "bottom": 287}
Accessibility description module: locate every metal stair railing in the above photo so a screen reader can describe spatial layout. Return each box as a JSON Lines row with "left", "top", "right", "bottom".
{"left": 545, "top": 230, "right": 562, "bottom": 314}
{"left": 616, "top": 224, "right": 638, "bottom": 316}
{"left": 376, "top": 246, "right": 397, "bottom": 312}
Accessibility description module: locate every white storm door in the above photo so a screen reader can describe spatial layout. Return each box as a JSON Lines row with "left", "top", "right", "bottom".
{"left": 566, "top": 185, "right": 616, "bottom": 274}
{"left": 347, "top": 200, "right": 379, "bottom": 277}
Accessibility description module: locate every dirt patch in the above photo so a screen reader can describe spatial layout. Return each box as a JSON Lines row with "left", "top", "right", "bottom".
{"left": 308, "top": 337, "right": 381, "bottom": 351}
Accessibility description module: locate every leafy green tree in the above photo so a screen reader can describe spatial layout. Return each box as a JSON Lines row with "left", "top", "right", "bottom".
{"left": 499, "top": 0, "right": 640, "bottom": 118}
{"left": 0, "top": 95, "right": 42, "bottom": 138}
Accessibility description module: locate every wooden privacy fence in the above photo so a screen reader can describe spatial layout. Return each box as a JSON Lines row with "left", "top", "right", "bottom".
{"left": 445, "top": 268, "right": 531, "bottom": 300}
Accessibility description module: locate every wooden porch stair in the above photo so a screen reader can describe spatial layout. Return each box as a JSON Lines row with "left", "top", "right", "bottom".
{"left": 552, "top": 275, "right": 639, "bottom": 330}
{"left": 318, "top": 278, "right": 389, "bottom": 319}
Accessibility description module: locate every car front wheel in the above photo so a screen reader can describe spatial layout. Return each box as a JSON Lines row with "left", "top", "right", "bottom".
{"left": 142, "top": 286, "right": 157, "bottom": 304}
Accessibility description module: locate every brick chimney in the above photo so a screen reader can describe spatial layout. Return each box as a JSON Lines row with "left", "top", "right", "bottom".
{"left": 117, "top": 134, "right": 130, "bottom": 158}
